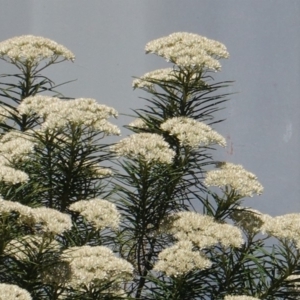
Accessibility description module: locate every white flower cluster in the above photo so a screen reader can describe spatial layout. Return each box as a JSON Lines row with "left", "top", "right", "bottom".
{"left": 154, "top": 240, "right": 212, "bottom": 277}
{"left": 261, "top": 213, "right": 300, "bottom": 248}
{"left": 145, "top": 32, "right": 229, "bottom": 71}
{"left": 161, "top": 117, "right": 226, "bottom": 148}
{"left": 231, "top": 206, "right": 270, "bottom": 235}
{"left": 0, "top": 35, "right": 75, "bottom": 66}
{"left": 69, "top": 198, "right": 120, "bottom": 230}
{"left": 166, "top": 211, "right": 244, "bottom": 249}
{"left": 18, "top": 96, "right": 120, "bottom": 134}
{"left": 0, "top": 199, "right": 72, "bottom": 235}
{"left": 132, "top": 68, "right": 177, "bottom": 89}
{"left": 0, "top": 130, "right": 35, "bottom": 162}
{"left": 111, "top": 133, "right": 175, "bottom": 164}
{"left": 0, "top": 157, "right": 29, "bottom": 184}
{"left": 128, "top": 118, "right": 149, "bottom": 129}
{"left": 0, "top": 283, "right": 32, "bottom": 300}
{"left": 61, "top": 245, "right": 133, "bottom": 289}
{"left": 204, "top": 162, "right": 264, "bottom": 198}
{"left": 5, "top": 235, "right": 60, "bottom": 260}
{"left": 33, "top": 207, "right": 72, "bottom": 235}
{"left": 224, "top": 296, "right": 260, "bottom": 300}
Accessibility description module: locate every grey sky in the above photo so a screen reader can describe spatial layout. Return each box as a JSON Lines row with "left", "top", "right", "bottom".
{"left": 0, "top": 0, "right": 299, "bottom": 215}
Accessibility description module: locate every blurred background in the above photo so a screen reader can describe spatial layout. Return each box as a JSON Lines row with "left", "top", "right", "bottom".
{"left": 0, "top": 0, "right": 299, "bottom": 215}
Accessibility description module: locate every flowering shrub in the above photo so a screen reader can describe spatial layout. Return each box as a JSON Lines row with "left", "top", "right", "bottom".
{"left": 0, "top": 32, "right": 298, "bottom": 300}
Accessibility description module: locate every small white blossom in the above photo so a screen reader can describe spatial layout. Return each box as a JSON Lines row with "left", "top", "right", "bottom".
{"left": 111, "top": 133, "right": 175, "bottom": 164}
{"left": 204, "top": 162, "right": 263, "bottom": 197}
{"left": 154, "top": 240, "right": 212, "bottom": 277}
{"left": 5, "top": 235, "right": 60, "bottom": 260}
{"left": 32, "top": 207, "right": 72, "bottom": 235}
{"left": 62, "top": 245, "right": 133, "bottom": 289}
{"left": 69, "top": 198, "right": 120, "bottom": 230}
{"left": 18, "top": 96, "right": 120, "bottom": 135}
{"left": 161, "top": 117, "right": 226, "bottom": 148}
{"left": 261, "top": 213, "right": 300, "bottom": 248}
{"left": 224, "top": 296, "right": 260, "bottom": 300}
{"left": 145, "top": 32, "right": 229, "bottom": 71}
{"left": 0, "top": 283, "right": 32, "bottom": 300}
{"left": 0, "top": 35, "right": 75, "bottom": 66}
{"left": 166, "top": 211, "right": 244, "bottom": 249}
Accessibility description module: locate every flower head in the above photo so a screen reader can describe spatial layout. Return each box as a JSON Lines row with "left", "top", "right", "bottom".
{"left": 224, "top": 296, "right": 260, "bottom": 300}
{"left": 145, "top": 32, "right": 229, "bottom": 71}
{"left": 18, "top": 96, "right": 120, "bottom": 135}
{"left": 261, "top": 213, "right": 300, "bottom": 248}
{"left": 32, "top": 207, "right": 72, "bottom": 235}
{"left": 165, "top": 211, "right": 244, "bottom": 249}
{"left": 0, "top": 283, "right": 32, "bottom": 300}
{"left": 69, "top": 198, "right": 120, "bottom": 230}
{"left": 111, "top": 133, "right": 175, "bottom": 164}
{"left": 154, "top": 240, "right": 212, "bottom": 277}
{"left": 0, "top": 35, "right": 75, "bottom": 67}
{"left": 161, "top": 117, "right": 226, "bottom": 148}
{"left": 204, "top": 162, "right": 263, "bottom": 197}
{"left": 62, "top": 245, "right": 133, "bottom": 289}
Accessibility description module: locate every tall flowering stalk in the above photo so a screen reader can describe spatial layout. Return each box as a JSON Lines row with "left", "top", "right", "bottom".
{"left": 0, "top": 32, "right": 299, "bottom": 300}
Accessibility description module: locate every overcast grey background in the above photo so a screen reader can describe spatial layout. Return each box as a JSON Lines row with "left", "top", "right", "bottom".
{"left": 0, "top": 0, "right": 299, "bottom": 216}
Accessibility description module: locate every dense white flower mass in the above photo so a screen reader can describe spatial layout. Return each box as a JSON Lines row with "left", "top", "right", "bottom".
{"left": 161, "top": 117, "right": 226, "bottom": 148}
{"left": 204, "top": 162, "right": 263, "bottom": 197}
{"left": 5, "top": 235, "right": 60, "bottom": 260}
{"left": 0, "top": 198, "right": 34, "bottom": 224}
{"left": 111, "top": 133, "right": 175, "bottom": 164}
{"left": 128, "top": 118, "right": 149, "bottom": 129}
{"left": 0, "top": 283, "right": 32, "bottom": 300}
{"left": 0, "top": 130, "right": 35, "bottom": 162}
{"left": 0, "top": 35, "right": 75, "bottom": 66}
{"left": 261, "top": 213, "right": 300, "bottom": 248}
{"left": 145, "top": 32, "right": 229, "bottom": 71}
{"left": 166, "top": 211, "right": 244, "bottom": 249}
{"left": 32, "top": 207, "right": 72, "bottom": 235}
{"left": 69, "top": 198, "right": 120, "bottom": 230}
{"left": 224, "top": 296, "right": 260, "bottom": 300}
{"left": 154, "top": 240, "right": 212, "bottom": 277}
{"left": 18, "top": 96, "right": 120, "bottom": 134}
{"left": 0, "top": 160, "right": 29, "bottom": 184}
{"left": 132, "top": 68, "right": 177, "bottom": 89}
{"left": 62, "top": 245, "right": 133, "bottom": 289}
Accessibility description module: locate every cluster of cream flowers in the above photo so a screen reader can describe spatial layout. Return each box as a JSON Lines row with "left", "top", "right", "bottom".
{"left": 155, "top": 212, "right": 243, "bottom": 277}
{"left": 0, "top": 283, "right": 32, "bottom": 300}
{"left": 128, "top": 118, "right": 149, "bottom": 129}
{"left": 261, "top": 213, "right": 300, "bottom": 248}
{"left": 224, "top": 296, "right": 260, "bottom": 300}
{"left": 5, "top": 235, "right": 60, "bottom": 260}
{"left": 0, "top": 130, "right": 36, "bottom": 162}
{"left": 61, "top": 245, "right": 133, "bottom": 289}
{"left": 0, "top": 130, "right": 36, "bottom": 185}
{"left": 204, "top": 162, "right": 264, "bottom": 198}
{"left": 145, "top": 32, "right": 229, "bottom": 71}
{"left": 161, "top": 117, "right": 226, "bottom": 148}
{"left": 166, "top": 211, "right": 244, "bottom": 249}
{"left": 18, "top": 96, "right": 120, "bottom": 134}
{"left": 153, "top": 240, "right": 212, "bottom": 277}
{"left": 111, "top": 133, "right": 175, "bottom": 164}
{"left": 132, "top": 68, "right": 178, "bottom": 89}
{"left": 231, "top": 206, "right": 270, "bottom": 235}
{"left": 69, "top": 198, "right": 120, "bottom": 230}
{"left": 0, "top": 198, "right": 72, "bottom": 235}
{"left": 0, "top": 35, "right": 75, "bottom": 66}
